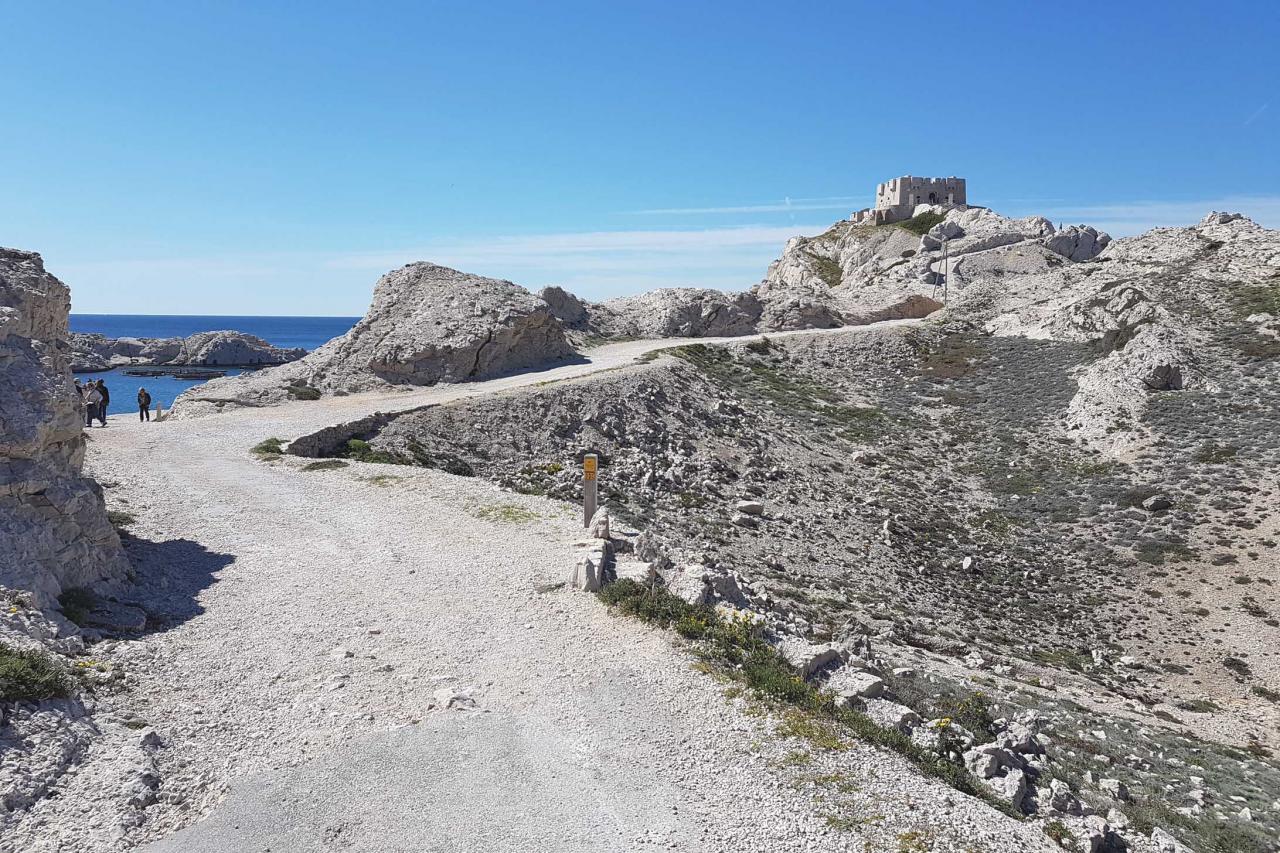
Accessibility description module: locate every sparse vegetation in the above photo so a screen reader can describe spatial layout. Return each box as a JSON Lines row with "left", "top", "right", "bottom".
{"left": 302, "top": 459, "right": 348, "bottom": 471}
{"left": 106, "top": 509, "right": 135, "bottom": 530}
{"left": 472, "top": 503, "right": 540, "bottom": 523}
{"left": 284, "top": 383, "right": 321, "bottom": 401}
{"left": 252, "top": 437, "right": 285, "bottom": 457}
{"left": 596, "top": 579, "right": 995, "bottom": 804}
{"left": 57, "top": 587, "right": 97, "bottom": 626}
{"left": 803, "top": 250, "right": 843, "bottom": 288}
{"left": 341, "top": 438, "right": 408, "bottom": 465}
{"left": 0, "top": 643, "right": 72, "bottom": 702}
{"left": 894, "top": 211, "right": 946, "bottom": 236}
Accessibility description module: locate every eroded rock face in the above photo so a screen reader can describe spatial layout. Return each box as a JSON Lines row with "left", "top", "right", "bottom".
{"left": 69, "top": 331, "right": 304, "bottom": 371}
{"left": 173, "top": 263, "right": 576, "bottom": 413}
{"left": 1042, "top": 224, "right": 1111, "bottom": 262}
{"left": 538, "top": 285, "right": 591, "bottom": 330}
{"left": 592, "top": 288, "right": 763, "bottom": 338}
{"left": 0, "top": 248, "right": 129, "bottom": 607}
{"left": 752, "top": 207, "right": 1112, "bottom": 334}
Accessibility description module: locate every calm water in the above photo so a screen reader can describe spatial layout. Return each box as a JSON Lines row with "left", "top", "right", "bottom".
{"left": 71, "top": 314, "right": 359, "bottom": 409}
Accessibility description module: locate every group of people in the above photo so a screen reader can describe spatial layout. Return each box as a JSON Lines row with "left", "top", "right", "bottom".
{"left": 74, "top": 379, "right": 154, "bottom": 426}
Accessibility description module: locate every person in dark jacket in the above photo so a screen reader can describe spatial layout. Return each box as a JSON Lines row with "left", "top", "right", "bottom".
{"left": 138, "top": 387, "right": 152, "bottom": 422}
{"left": 96, "top": 379, "right": 110, "bottom": 426}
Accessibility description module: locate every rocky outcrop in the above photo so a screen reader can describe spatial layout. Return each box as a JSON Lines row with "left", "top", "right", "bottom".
{"left": 69, "top": 331, "right": 305, "bottom": 371}
{"left": 1042, "top": 224, "right": 1111, "bottom": 262}
{"left": 591, "top": 288, "right": 763, "bottom": 338}
{"left": 172, "top": 263, "right": 577, "bottom": 414}
{"left": 751, "top": 207, "right": 1111, "bottom": 335}
{"left": 538, "top": 286, "right": 592, "bottom": 331}
{"left": 0, "top": 248, "right": 129, "bottom": 609}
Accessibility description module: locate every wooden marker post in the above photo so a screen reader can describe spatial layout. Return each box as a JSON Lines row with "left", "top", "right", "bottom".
{"left": 582, "top": 454, "right": 598, "bottom": 528}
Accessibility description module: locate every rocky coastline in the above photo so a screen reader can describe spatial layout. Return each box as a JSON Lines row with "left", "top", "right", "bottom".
{"left": 70, "top": 330, "right": 306, "bottom": 373}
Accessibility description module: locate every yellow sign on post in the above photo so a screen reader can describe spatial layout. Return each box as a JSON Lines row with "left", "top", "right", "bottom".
{"left": 583, "top": 453, "right": 598, "bottom": 528}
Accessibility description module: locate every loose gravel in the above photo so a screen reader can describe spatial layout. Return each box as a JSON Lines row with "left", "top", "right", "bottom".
{"left": 9, "top": 327, "right": 1054, "bottom": 853}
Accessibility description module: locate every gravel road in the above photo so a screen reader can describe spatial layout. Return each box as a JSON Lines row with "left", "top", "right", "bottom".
{"left": 21, "top": 323, "right": 1055, "bottom": 852}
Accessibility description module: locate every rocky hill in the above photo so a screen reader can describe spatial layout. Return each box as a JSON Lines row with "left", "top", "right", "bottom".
{"left": 70, "top": 330, "right": 307, "bottom": 372}
{"left": 170, "top": 207, "right": 1120, "bottom": 419}
{"left": 281, "top": 212, "right": 1280, "bottom": 853}
{"left": 171, "top": 263, "right": 576, "bottom": 416}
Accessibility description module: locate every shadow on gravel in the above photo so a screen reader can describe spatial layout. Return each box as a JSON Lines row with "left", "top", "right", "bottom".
{"left": 121, "top": 536, "right": 235, "bottom": 633}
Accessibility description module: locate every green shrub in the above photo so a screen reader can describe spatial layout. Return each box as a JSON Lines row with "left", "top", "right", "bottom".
{"left": 57, "top": 587, "right": 96, "bottom": 626}
{"left": 106, "top": 510, "right": 135, "bottom": 530}
{"left": 284, "top": 383, "right": 321, "bottom": 401}
{"left": 895, "top": 211, "right": 947, "bottom": 236}
{"left": 252, "top": 437, "right": 285, "bottom": 456}
{"left": 1193, "top": 442, "right": 1239, "bottom": 463}
{"left": 341, "top": 438, "right": 409, "bottom": 465}
{"left": 803, "top": 251, "right": 842, "bottom": 288}
{"left": 302, "top": 459, "right": 348, "bottom": 471}
{"left": 0, "top": 643, "right": 71, "bottom": 702}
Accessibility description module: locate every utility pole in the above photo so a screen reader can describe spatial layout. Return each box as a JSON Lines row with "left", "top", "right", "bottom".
{"left": 942, "top": 238, "right": 950, "bottom": 305}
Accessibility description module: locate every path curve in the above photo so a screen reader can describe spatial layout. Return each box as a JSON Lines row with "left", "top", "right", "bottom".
{"left": 22, "top": 321, "right": 1054, "bottom": 852}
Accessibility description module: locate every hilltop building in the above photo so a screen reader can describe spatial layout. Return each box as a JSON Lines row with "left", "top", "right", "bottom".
{"left": 852, "top": 176, "right": 966, "bottom": 225}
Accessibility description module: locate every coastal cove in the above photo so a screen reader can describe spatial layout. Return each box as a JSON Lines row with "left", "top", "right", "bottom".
{"left": 70, "top": 314, "right": 357, "bottom": 408}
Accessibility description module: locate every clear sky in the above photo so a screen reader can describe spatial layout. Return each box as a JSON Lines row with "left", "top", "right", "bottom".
{"left": 2, "top": 1, "right": 1277, "bottom": 315}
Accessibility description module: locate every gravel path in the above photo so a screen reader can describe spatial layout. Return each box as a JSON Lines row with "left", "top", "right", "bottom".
{"left": 16, "top": 323, "right": 1055, "bottom": 852}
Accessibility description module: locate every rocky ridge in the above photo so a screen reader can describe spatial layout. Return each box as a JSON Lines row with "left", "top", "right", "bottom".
{"left": 283, "top": 212, "right": 1280, "bottom": 853}
{"left": 171, "top": 206, "right": 1114, "bottom": 418}
{"left": 70, "top": 331, "right": 307, "bottom": 372}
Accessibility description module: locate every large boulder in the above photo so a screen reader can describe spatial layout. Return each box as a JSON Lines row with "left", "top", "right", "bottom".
{"left": 1043, "top": 224, "right": 1111, "bottom": 261}
{"left": 173, "top": 263, "right": 576, "bottom": 413}
{"left": 538, "top": 286, "right": 592, "bottom": 330}
{"left": 0, "top": 248, "right": 130, "bottom": 608}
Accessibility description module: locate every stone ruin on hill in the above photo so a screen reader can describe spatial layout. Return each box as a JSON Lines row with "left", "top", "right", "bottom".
{"left": 851, "top": 175, "right": 967, "bottom": 225}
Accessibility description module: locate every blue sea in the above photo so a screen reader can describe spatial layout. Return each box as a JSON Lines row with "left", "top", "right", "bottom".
{"left": 71, "top": 315, "right": 359, "bottom": 409}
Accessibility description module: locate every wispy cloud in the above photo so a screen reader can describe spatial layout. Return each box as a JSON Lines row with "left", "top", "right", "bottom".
{"left": 624, "top": 196, "right": 862, "bottom": 215}
{"left": 1244, "top": 103, "right": 1269, "bottom": 126}
{"left": 56, "top": 224, "right": 831, "bottom": 314}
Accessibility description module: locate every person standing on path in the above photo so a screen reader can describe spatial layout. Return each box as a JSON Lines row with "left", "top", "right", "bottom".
{"left": 137, "top": 387, "right": 152, "bottom": 422}
{"left": 84, "top": 381, "right": 102, "bottom": 427}
{"left": 96, "top": 379, "right": 110, "bottom": 427}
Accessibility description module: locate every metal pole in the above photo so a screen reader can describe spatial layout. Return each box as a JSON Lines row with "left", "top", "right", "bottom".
{"left": 942, "top": 239, "right": 949, "bottom": 305}
{"left": 582, "top": 453, "right": 598, "bottom": 528}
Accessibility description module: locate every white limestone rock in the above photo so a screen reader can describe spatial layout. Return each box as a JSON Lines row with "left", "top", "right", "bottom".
{"left": 70, "top": 330, "right": 304, "bottom": 371}
{"left": 170, "top": 331, "right": 307, "bottom": 366}
{"left": 1042, "top": 224, "right": 1111, "bottom": 262}
{"left": 173, "top": 263, "right": 577, "bottom": 414}
{"left": 826, "top": 668, "right": 885, "bottom": 704}
{"left": 592, "top": 288, "right": 762, "bottom": 338}
{"left": 0, "top": 247, "right": 131, "bottom": 609}
{"left": 864, "top": 698, "right": 921, "bottom": 733}
{"left": 1200, "top": 211, "right": 1245, "bottom": 226}
{"left": 776, "top": 638, "right": 842, "bottom": 679}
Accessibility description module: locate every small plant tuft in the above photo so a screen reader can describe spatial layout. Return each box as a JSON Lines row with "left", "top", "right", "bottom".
{"left": 0, "top": 643, "right": 72, "bottom": 702}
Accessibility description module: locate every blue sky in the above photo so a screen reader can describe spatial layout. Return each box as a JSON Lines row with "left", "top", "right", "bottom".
{"left": 2, "top": 1, "right": 1277, "bottom": 315}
